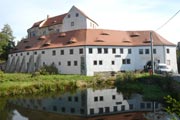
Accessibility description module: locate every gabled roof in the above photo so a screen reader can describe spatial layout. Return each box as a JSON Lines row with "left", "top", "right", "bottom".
{"left": 72, "top": 6, "right": 98, "bottom": 26}
{"left": 31, "top": 13, "right": 67, "bottom": 28}
{"left": 13, "top": 29, "right": 175, "bottom": 53}
{"left": 30, "top": 6, "right": 98, "bottom": 29}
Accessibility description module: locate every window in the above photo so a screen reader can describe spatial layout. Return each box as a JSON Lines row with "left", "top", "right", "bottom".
{"left": 69, "top": 49, "right": 73, "bottom": 55}
{"left": 74, "top": 61, "right": 78, "bottom": 66}
{"left": 153, "top": 49, "right": 156, "bottom": 54}
{"left": 97, "top": 48, "right": 102, "bottom": 54}
{"left": 99, "top": 60, "right": 103, "bottom": 65}
{"left": 130, "top": 104, "right": 133, "bottom": 110}
{"left": 94, "top": 97, "right": 98, "bottom": 102}
{"left": 127, "top": 59, "right": 131, "bottom": 64}
{"left": 167, "top": 48, "right": 170, "bottom": 54}
{"left": 60, "top": 50, "right": 64, "bottom": 55}
{"left": 89, "top": 48, "right": 93, "bottom": 54}
{"left": 140, "top": 103, "right": 145, "bottom": 109}
{"left": 116, "top": 102, "right": 122, "bottom": 105}
{"left": 71, "top": 108, "right": 75, "bottom": 113}
{"left": 68, "top": 96, "right": 72, "bottom": 101}
{"left": 52, "top": 50, "right": 56, "bottom": 56}
{"left": 104, "top": 48, "right": 108, "bottom": 54}
{"left": 113, "top": 106, "right": 117, "bottom": 112}
{"left": 112, "top": 61, "right": 115, "bottom": 65}
{"left": 76, "top": 13, "right": 79, "bottom": 17}
{"left": 53, "top": 106, "right": 57, "bottom": 111}
{"left": 122, "top": 59, "right": 131, "bottom": 64}
{"left": 99, "top": 108, "right": 104, "bottom": 114}
{"left": 80, "top": 109, "right": 84, "bottom": 114}
{"left": 139, "top": 49, "right": 143, "bottom": 54}
{"left": 120, "top": 48, "right": 124, "bottom": 54}
{"left": 100, "top": 96, "right": 104, "bottom": 101}
{"left": 105, "top": 107, "right": 110, "bottom": 113}
{"left": 79, "top": 48, "right": 83, "bottom": 54}
{"left": 68, "top": 14, "right": 70, "bottom": 18}
{"left": 90, "top": 108, "right": 94, "bottom": 115}
{"left": 128, "top": 49, "right": 131, "bottom": 54}
{"left": 94, "top": 60, "right": 97, "bottom": 65}
{"left": 61, "top": 107, "right": 66, "bottom": 112}
{"left": 121, "top": 105, "right": 125, "bottom": 111}
{"left": 74, "top": 96, "right": 78, "bottom": 102}
{"left": 71, "top": 22, "right": 74, "bottom": 26}
{"left": 20, "top": 53, "right": 23, "bottom": 56}
{"left": 147, "top": 103, "right": 151, "bottom": 109}
{"left": 145, "top": 49, "right": 149, "bottom": 54}
{"left": 43, "top": 31, "right": 46, "bottom": 35}
{"left": 112, "top": 48, "right": 116, "bottom": 54}
{"left": 59, "top": 62, "right": 61, "bottom": 66}
{"left": 27, "top": 52, "right": 29, "bottom": 55}
{"left": 56, "top": 29, "right": 60, "bottom": 33}
{"left": 67, "top": 61, "right": 71, "bottom": 66}
{"left": 112, "top": 95, "right": 116, "bottom": 100}
{"left": 42, "top": 51, "right": 45, "bottom": 54}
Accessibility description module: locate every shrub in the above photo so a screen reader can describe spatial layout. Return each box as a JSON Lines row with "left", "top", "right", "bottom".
{"left": 115, "top": 72, "right": 136, "bottom": 83}
{"left": 38, "top": 64, "right": 59, "bottom": 75}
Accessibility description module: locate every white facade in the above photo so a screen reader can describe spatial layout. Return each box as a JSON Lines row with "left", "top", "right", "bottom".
{"left": 62, "top": 6, "right": 98, "bottom": 32}
{"left": 6, "top": 6, "right": 178, "bottom": 76}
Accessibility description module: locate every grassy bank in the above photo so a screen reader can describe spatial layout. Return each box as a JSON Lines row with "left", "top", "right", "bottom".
{"left": 1, "top": 72, "right": 180, "bottom": 101}
{"left": 115, "top": 72, "right": 180, "bottom": 101}
{"left": 0, "top": 73, "right": 95, "bottom": 96}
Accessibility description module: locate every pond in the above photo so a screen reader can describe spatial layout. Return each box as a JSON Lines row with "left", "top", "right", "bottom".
{"left": 1, "top": 88, "right": 161, "bottom": 120}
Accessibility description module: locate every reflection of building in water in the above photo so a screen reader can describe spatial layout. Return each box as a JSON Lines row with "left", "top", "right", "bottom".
{"left": 10, "top": 88, "right": 161, "bottom": 117}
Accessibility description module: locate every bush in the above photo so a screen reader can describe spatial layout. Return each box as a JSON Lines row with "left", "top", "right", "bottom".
{"left": 38, "top": 64, "right": 59, "bottom": 75}
{"left": 115, "top": 72, "right": 136, "bottom": 83}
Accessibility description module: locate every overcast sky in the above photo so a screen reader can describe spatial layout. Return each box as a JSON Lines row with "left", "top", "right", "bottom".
{"left": 0, "top": 0, "right": 179, "bottom": 44}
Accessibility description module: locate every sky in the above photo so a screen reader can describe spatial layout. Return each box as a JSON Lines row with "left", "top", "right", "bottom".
{"left": 0, "top": 0, "right": 180, "bottom": 44}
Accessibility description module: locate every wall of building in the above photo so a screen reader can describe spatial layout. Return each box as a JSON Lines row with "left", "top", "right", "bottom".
{"left": 7, "top": 44, "right": 177, "bottom": 75}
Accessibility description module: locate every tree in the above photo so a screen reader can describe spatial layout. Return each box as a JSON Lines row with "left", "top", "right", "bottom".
{"left": 0, "top": 24, "right": 15, "bottom": 61}
{"left": 1, "top": 24, "right": 15, "bottom": 41}
{"left": 177, "top": 50, "right": 180, "bottom": 73}
{"left": 164, "top": 95, "right": 180, "bottom": 117}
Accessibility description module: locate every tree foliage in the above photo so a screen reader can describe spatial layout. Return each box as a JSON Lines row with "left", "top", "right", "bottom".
{"left": 0, "top": 24, "right": 15, "bottom": 61}
{"left": 164, "top": 95, "right": 180, "bottom": 117}
{"left": 177, "top": 50, "right": 180, "bottom": 73}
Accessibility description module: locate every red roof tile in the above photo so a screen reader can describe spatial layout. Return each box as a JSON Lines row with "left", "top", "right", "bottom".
{"left": 31, "top": 13, "right": 67, "bottom": 28}
{"left": 13, "top": 29, "right": 175, "bottom": 53}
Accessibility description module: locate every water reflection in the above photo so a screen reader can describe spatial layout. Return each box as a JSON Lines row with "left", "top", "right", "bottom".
{"left": 7, "top": 88, "right": 161, "bottom": 120}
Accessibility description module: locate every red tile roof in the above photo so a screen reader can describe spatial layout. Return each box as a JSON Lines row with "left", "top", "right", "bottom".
{"left": 13, "top": 29, "right": 175, "bottom": 53}
{"left": 31, "top": 13, "right": 67, "bottom": 28}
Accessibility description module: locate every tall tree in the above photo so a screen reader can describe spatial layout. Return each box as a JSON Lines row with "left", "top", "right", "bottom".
{"left": 0, "top": 24, "right": 15, "bottom": 61}
{"left": 1, "top": 24, "right": 15, "bottom": 41}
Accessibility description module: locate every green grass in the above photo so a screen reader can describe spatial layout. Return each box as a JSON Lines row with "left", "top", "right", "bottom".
{"left": 0, "top": 73, "right": 94, "bottom": 96}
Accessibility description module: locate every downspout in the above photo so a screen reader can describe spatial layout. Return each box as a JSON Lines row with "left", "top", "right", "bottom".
{"left": 163, "top": 45, "right": 166, "bottom": 63}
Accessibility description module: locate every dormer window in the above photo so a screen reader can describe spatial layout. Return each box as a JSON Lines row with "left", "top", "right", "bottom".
{"left": 71, "top": 22, "right": 74, "bottom": 26}
{"left": 76, "top": 13, "right": 79, "bottom": 17}
{"left": 68, "top": 14, "right": 71, "bottom": 18}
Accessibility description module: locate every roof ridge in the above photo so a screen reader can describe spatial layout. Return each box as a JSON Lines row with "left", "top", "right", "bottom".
{"left": 72, "top": 6, "right": 99, "bottom": 26}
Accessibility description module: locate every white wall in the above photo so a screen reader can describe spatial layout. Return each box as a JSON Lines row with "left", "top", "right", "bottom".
{"left": 8, "top": 45, "right": 177, "bottom": 75}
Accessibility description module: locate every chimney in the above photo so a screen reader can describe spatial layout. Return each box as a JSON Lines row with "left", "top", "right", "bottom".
{"left": 47, "top": 15, "right": 50, "bottom": 19}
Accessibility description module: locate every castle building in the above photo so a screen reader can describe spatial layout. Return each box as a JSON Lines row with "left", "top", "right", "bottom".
{"left": 6, "top": 6, "right": 177, "bottom": 76}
